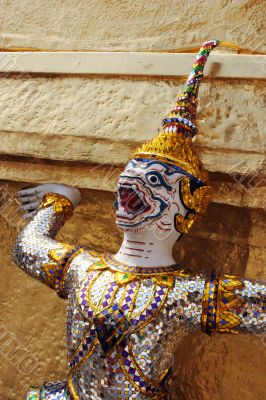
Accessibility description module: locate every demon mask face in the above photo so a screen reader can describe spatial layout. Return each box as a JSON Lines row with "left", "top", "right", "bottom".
{"left": 115, "top": 159, "right": 187, "bottom": 236}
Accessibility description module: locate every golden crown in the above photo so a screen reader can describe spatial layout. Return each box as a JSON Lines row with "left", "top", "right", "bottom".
{"left": 133, "top": 39, "right": 220, "bottom": 183}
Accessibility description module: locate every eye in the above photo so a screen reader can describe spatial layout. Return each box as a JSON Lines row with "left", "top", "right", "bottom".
{"left": 147, "top": 174, "right": 161, "bottom": 186}
{"left": 145, "top": 171, "right": 172, "bottom": 191}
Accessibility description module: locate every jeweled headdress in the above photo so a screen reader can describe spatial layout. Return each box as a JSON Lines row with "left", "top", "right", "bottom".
{"left": 133, "top": 39, "right": 220, "bottom": 183}
{"left": 133, "top": 40, "right": 220, "bottom": 232}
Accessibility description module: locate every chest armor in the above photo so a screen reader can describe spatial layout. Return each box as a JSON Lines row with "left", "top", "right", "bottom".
{"left": 66, "top": 252, "right": 204, "bottom": 398}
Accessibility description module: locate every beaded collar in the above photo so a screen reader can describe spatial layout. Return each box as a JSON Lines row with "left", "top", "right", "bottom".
{"left": 87, "top": 252, "right": 184, "bottom": 276}
{"left": 88, "top": 253, "right": 191, "bottom": 288}
{"left": 101, "top": 253, "right": 184, "bottom": 275}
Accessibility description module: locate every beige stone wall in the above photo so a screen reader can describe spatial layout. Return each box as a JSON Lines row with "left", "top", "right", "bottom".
{"left": 0, "top": 0, "right": 265, "bottom": 52}
{"left": 0, "top": 1, "right": 265, "bottom": 399}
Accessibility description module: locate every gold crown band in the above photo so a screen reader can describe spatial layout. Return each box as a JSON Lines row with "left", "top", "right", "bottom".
{"left": 133, "top": 151, "right": 208, "bottom": 182}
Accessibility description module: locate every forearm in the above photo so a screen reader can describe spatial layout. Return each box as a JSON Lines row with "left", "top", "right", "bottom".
{"left": 12, "top": 193, "right": 80, "bottom": 295}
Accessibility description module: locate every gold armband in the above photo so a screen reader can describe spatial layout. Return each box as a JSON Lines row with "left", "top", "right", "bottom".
{"left": 202, "top": 274, "right": 245, "bottom": 335}
{"left": 40, "top": 192, "right": 74, "bottom": 221}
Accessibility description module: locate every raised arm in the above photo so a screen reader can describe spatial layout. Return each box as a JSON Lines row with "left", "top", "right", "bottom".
{"left": 12, "top": 183, "right": 82, "bottom": 298}
{"left": 201, "top": 274, "right": 265, "bottom": 335}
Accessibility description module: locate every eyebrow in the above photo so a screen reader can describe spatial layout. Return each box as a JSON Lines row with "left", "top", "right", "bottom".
{"left": 130, "top": 158, "right": 179, "bottom": 176}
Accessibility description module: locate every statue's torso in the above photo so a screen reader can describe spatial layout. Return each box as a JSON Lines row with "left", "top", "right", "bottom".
{"left": 65, "top": 250, "right": 205, "bottom": 399}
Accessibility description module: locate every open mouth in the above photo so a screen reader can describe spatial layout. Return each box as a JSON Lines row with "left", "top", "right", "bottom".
{"left": 118, "top": 185, "right": 150, "bottom": 215}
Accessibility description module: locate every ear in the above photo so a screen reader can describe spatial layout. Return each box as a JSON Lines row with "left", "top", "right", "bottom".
{"left": 174, "top": 177, "right": 212, "bottom": 233}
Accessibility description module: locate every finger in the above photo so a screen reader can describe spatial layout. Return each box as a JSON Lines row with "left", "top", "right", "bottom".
{"left": 18, "top": 187, "right": 38, "bottom": 197}
{"left": 22, "top": 210, "right": 37, "bottom": 219}
{"left": 18, "top": 194, "right": 38, "bottom": 204}
{"left": 21, "top": 201, "right": 40, "bottom": 211}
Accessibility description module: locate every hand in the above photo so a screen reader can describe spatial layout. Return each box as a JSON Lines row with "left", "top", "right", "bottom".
{"left": 18, "top": 183, "right": 82, "bottom": 219}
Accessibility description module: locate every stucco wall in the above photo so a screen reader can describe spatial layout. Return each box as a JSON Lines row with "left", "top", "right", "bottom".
{"left": 1, "top": 0, "right": 265, "bottom": 52}
{"left": 0, "top": 1, "right": 265, "bottom": 399}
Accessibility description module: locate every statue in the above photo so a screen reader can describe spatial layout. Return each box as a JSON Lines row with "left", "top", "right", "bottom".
{"left": 12, "top": 40, "right": 265, "bottom": 400}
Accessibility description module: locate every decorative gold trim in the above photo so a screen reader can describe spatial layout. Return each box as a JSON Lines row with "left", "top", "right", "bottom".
{"left": 88, "top": 250, "right": 104, "bottom": 259}
{"left": 117, "top": 350, "right": 154, "bottom": 398}
{"left": 88, "top": 258, "right": 108, "bottom": 272}
{"left": 117, "top": 347, "right": 167, "bottom": 399}
{"left": 174, "top": 270, "right": 197, "bottom": 279}
{"left": 130, "top": 287, "right": 170, "bottom": 335}
{"left": 40, "top": 192, "right": 74, "bottom": 221}
{"left": 133, "top": 151, "right": 200, "bottom": 179}
{"left": 201, "top": 276, "right": 213, "bottom": 334}
{"left": 132, "top": 129, "right": 209, "bottom": 184}
{"left": 201, "top": 274, "right": 245, "bottom": 335}
{"left": 103, "top": 253, "right": 183, "bottom": 276}
{"left": 60, "top": 248, "right": 85, "bottom": 295}
{"left": 70, "top": 338, "right": 99, "bottom": 373}
{"left": 71, "top": 277, "right": 119, "bottom": 366}
{"left": 128, "top": 341, "right": 169, "bottom": 388}
{"left": 114, "top": 271, "right": 138, "bottom": 286}
{"left": 67, "top": 374, "right": 80, "bottom": 400}
{"left": 180, "top": 177, "right": 212, "bottom": 214}
{"left": 174, "top": 177, "right": 212, "bottom": 233}
{"left": 77, "top": 271, "right": 99, "bottom": 321}
{"left": 216, "top": 275, "right": 244, "bottom": 334}
{"left": 131, "top": 284, "right": 156, "bottom": 319}
{"left": 97, "top": 273, "right": 115, "bottom": 311}
{"left": 42, "top": 244, "right": 84, "bottom": 297}
{"left": 152, "top": 275, "right": 175, "bottom": 288}
{"left": 111, "top": 286, "right": 120, "bottom": 303}
{"left": 86, "top": 271, "right": 105, "bottom": 312}
{"left": 174, "top": 213, "right": 201, "bottom": 234}
{"left": 128, "top": 281, "right": 141, "bottom": 316}
{"left": 118, "top": 285, "right": 128, "bottom": 308}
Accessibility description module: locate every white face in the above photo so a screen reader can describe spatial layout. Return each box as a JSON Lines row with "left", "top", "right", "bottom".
{"left": 115, "top": 159, "right": 187, "bottom": 236}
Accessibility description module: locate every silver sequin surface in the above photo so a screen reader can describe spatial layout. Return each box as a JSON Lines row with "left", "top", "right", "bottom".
{"left": 237, "top": 280, "right": 266, "bottom": 333}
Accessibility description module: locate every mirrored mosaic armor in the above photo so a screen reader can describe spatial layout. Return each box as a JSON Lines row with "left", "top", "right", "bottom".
{"left": 13, "top": 194, "right": 266, "bottom": 400}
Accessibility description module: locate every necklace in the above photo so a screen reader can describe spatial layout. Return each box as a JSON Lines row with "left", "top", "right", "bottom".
{"left": 103, "top": 253, "right": 184, "bottom": 275}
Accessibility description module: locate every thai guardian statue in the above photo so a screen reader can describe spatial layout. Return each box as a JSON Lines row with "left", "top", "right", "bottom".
{"left": 12, "top": 40, "right": 265, "bottom": 400}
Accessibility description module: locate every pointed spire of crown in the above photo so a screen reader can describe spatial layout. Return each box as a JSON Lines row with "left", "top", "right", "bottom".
{"left": 163, "top": 39, "right": 220, "bottom": 138}
{"left": 133, "top": 39, "right": 220, "bottom": 182}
